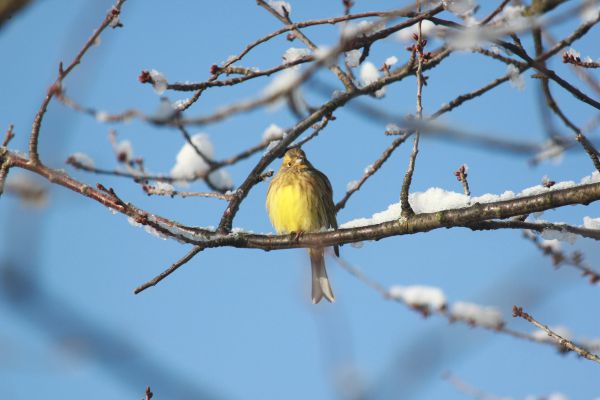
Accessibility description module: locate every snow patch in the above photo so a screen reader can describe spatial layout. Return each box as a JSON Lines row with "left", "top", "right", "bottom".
{"left": 388, "top": 285, "right": 446, "bottom": 311}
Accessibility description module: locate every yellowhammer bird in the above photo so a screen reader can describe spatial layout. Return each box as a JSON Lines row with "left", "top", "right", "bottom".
{"left": 266, "top": 148, "right": 339, "bottom": 303}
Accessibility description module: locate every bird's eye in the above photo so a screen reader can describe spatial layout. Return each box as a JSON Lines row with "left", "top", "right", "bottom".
{"left": 287, "top": 162, "right": 292, "bottom": 167}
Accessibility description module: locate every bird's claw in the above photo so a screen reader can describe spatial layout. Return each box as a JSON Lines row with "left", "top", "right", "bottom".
{"left": 292, "top": 231, "right": 305, "bottom": 242}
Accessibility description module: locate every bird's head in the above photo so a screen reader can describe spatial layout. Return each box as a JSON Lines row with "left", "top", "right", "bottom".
{"left": 281, "top": 147, "right": 310, "bottom": 170}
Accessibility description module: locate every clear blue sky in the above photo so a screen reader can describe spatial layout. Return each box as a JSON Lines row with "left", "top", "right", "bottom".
{"left": 1, "top": 1, "right": 599, "bottom": 399}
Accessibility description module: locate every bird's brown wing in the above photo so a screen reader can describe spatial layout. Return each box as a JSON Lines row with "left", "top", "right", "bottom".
{"left": 314, "top": 169, "right": 340, "bottom": 257}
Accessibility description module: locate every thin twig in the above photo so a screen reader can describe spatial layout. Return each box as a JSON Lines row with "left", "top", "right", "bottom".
{"left": 444, "top": 372, "right": 508, "bottom": 400}
{"left": 29, "top": 0, "right": 126, "bottom": 164}
{"left": 454, "top": 165, "right": 470, "bottom": 196}
{"left": 336, "top": 132, "right": 411, "bottom": 213}
{"left": 400, "top": 1, "right": 425, "bottom": 219}
{"left": 257, "top": 0, "right": 355, "bottom": 91}
{"left": 576, "top": 133, "right": 600, "bottom": 172}
{"left": 144, "top": 386, "right": 153, "bottom": 400}
{"left": 468, "top": 219, "right": 600, "bottom": 241}
{"left": 563, "top": 53, "right": 600, "bottom": 69}
{"left": 2, "top": 124, "right": 15, "bottom": 147}
{"left": 480, "top": 0, "right": 511, "bottom": 25}
{"left": 134, "top": 246, "right": 204, "bottom": 294}
{"left": 513, "top": 306, "right": 600, "bottom": 364}
{"left": 521, "top": 229, "right": 600, "bottom": 284}
{"left": 143, "top": 184, "right": 234, "bottom": 200}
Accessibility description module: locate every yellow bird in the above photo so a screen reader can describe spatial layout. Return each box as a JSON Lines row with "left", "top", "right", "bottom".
{"left": 266, "top": 148, "right": 339, "bottom": 303}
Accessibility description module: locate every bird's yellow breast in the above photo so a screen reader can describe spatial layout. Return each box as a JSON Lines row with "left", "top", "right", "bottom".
{"left": 266, "top": 178, "right": 324, "bottom": 234}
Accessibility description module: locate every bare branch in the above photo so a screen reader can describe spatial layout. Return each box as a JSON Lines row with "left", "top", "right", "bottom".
{"left": 143, "top": 184, "right": 234, "bottom": 201}
{"left": 513, "top": 306, "right": 600, "bottom": 364}
{"left": 454, "top": 165, "right": 470, "bottom": 196}
{"left": 29, "top": 0, "right": 126, "bottom": 164}
{"left": 336, "top": 132, "right": 410, "bottom": 213}
{"left": 134, "top": 246, "right": 204, "bottom": 294}
{"left": 2, "top": 124, "right": 15, "bottom": 147}
{"left": 563, "top": 52, "right": 600, "bottom": 69}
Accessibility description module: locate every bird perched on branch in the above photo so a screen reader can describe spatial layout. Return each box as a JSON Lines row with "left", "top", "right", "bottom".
{"left": 266, "top": 147, "right": 339, "bottom": 303}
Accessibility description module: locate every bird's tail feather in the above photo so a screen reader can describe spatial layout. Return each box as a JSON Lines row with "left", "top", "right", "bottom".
{"left": 309, "top": 248, "right": 335, "bottom": 304}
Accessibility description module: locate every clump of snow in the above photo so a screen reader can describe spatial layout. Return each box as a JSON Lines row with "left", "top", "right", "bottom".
{"left": 547, "top": 393, "right": 569, "bottom": 400}
{"left": 388, "top": 285, "right": 447, "bottom": 311}
{"left": 154, "top": 181, "right": 174, "bottom": 193}
{"left": 263, "top": 68, "right": 301, "bottom": 107}
{"left": 170, "top": 133, "right": 232, "bottom": 190}
{"left": 385, "top": 123, "right": 401, "bottom": 134}
{"left": 359, "top": 62, "right": 385, "bottom": 97}
{"left": 208, "top": 169, "right": 233, "bottom": 191}
{"left": 526, "top": 394, "right": 569, "bottom": 400}
{"left": 127, "top": 216, "right": 142, "bottom": 227}
{"left": 342, "top": 20, "right": 384, "bottom": 39}
{"left": 532, "top": 325, "right": 573, "bottom": 342}
{"left": 268, "top": 0, "right": 291, "bottom": 16}
{"left": 69, "top": 152, "right": 95, "bottom": 169}
{"left": 541, "top": 229, "right": 577, "bottom": 245}
{"left": 154, "top": 97, "right": 176, "bottom": 120}
{"left": 346, "top": 180, "right": 359, "bottom": 192}
{"left": 507, "top": 65, "right": 525, "bottom": 90}
{"left": 263, "top": 123, "right": 285, "bottom": 141}
{"left": 350, "top": 241, "right": 363, "bottom": 249}
{"left": 494, "top": 5, "right": 528, "bottom": 31}
{"left": 359, "top": 62, "right": 379, "bottom": 84}
{"left": 445, "top": 26, "right": 486, "bottom": 51}
{"left": 109, "top": 13, "right": 121, "bottom": 28}
{"left": 565, "top": 47, "right": 580, "bottom": 59}
{"left": 579, "top": 337, "right": 600, "bottom": 352}
{"left": 540, "top": 238, "right": 561, "bottom": 253}
{"left": 171, "top": 133, "right": 213, "bottom": 181}
{"left": 265, "top": 129, "right": 289, "bottom": 153}
{"left": 149, "top": 69, "right": 168, "bottom": 95}
{"left": 283, "top": 47, "right": 310, "bottom": 63}
{"left": 6, "top": 173, "right": 47, "bottom": 208}
{"left": 268, "top": 0, "right": 292, "bottom": 17}
{"left": 96, "top": 111, "right": 110, "bottom": 122}
{"left": 314, "top": 45, "right": 336, "bottom": 67}
{"left": 145, "top": 225, "right": 167, "bottom": 240}
{"left": 579, "top": 170, "right": 600, "bottom": 185}
{"left": 451, "top": 301, "right": 504, "bottom": 328}
{"left": 115, "top": 140, "right": 133, "bottom": 162}
{"left": 581, "top": 0, "right": 600, "bottom": 23}
{"left": 533, "top": 139, "right": 565, "bottom": 164}
{"left": 583, "top": 216, "right": 600, "bottom": 229}
{"left": 384, "top": 56, "right": 398, "bottom": 68}
{"left": 396, "top": 20, "right": 437, "bottom": 42}
{"left": 489, "top": 45, "right": 501, "bottom": 55}
{"left": 443, "top": 0, "right": 476, "bottom": 17}
{"left": 345, "top": 50, "right": 362, "bottom": 68}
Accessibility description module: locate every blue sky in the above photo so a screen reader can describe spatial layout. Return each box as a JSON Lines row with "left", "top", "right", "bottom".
{"left": 1, "top": 1, "right": 599, "bottom": 399}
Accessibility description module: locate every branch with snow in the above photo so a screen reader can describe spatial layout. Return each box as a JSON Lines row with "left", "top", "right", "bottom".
{"left": 335, "top": 255, "right": 598, "bottom": 357}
